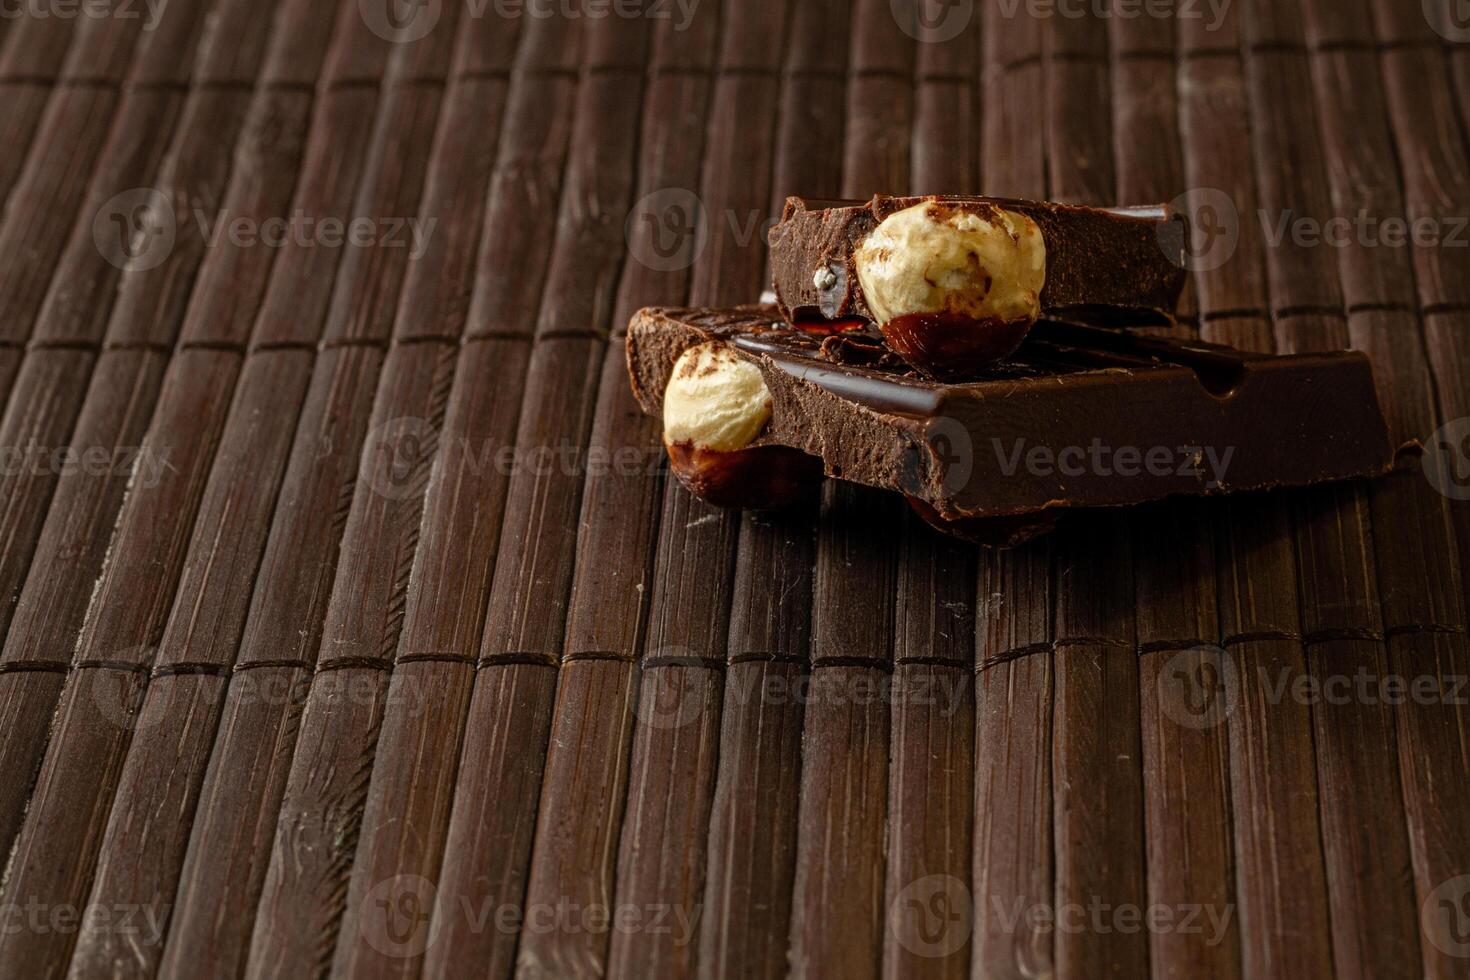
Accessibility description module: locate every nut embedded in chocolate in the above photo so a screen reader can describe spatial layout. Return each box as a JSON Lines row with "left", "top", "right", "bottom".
{"left": 662, "top": 341, "right": 820, "bottom": 510}
{"left": 768, "top": 194, "right": 1189, "bottom": 377}
{"left": 851, "top": 200, "right": 1046, "bottom": 377}
{"left": 627, "top": 305, "right": 1402, "bottom": 546}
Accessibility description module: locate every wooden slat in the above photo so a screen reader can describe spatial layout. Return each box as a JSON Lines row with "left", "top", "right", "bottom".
{"left": 0, "top": 83, "right": 50, "bottom": 218}
{"left": 419, "top": 659, "right": 559, "bottom": 980}
{"left": 883, "top": 521, "right": 977, "bottom": 980}
{"left": 1053, "top": 511, "right": 1147, "bottom": 980}
{"left": 1175, "top": 46, "right": 1272, "bottom": 349}
{"left": 0, "top": 89, "right": 129, "bottom": 353}
{"left": 1132, "top": 499, "right": 1241, "bottom": 980}
{"left": 972, "top": 544, "right": 1054, "bottom": 980}
{"left": 0, "top": 1, "right": 73, "bottom": 79}
{"left": 1214, "top": 497, "right": 1336, "bottom": 978}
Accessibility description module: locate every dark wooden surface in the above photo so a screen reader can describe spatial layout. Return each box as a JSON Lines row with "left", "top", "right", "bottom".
{"left": 0, "top": 0, "right": 1468, "bottom": 977}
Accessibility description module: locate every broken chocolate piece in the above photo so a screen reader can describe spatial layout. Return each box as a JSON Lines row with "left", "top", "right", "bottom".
{"left": 768, "top": 195, "right": 1188, "bottom": 377}
{"left": 627, "top": 305, "right": 1400, "bottom": 540}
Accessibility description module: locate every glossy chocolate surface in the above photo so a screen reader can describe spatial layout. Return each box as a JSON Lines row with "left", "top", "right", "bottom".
{"left": 628, "top": 305, "right": 1402, "bottom": 527}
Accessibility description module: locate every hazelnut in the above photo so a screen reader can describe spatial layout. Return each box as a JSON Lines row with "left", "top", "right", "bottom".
{"left": 854, "top": 200, "right": 1046, "bottom": 377}
{"left": 663, "top": 342, "right": 821, "bottom": 510}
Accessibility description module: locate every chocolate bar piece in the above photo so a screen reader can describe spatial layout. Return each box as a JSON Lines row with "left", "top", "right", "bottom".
{"left": 767, "top": 195, "right": 1189, "bottom": 378}
{"left": 628, "top": 305, "right": 1400, "bottom": 539}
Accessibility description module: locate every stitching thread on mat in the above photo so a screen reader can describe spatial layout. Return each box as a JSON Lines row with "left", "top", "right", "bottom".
{"left": 151, "top": 662, "right": 232, "bottom": 678}
{"left": 1138, "top": 638, "right": 1218, "bottom": 654}
{"left": 1385, "top": 623, "right": 1467, "bottom": 638}
{"left": 0, "top": 661, "right": 70, "bottom": 676}
{"left": 1302, "top": 627, "right": 1385, "bottom": 645}
{"left": 478, "top": 653, "right": 560, "bottom": 668}
{"left": 1223, "top": 630, "right": 1303, "bottom": 646}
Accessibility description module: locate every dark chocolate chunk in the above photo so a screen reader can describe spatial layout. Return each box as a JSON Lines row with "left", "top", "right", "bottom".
{"left": 627, "top": 305, "right": 1403, "bottom": 535}
{"left": 767, "top": 194, "right": 1188, "bottom": 327}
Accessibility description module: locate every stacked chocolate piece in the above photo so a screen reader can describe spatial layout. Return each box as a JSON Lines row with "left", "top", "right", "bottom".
{"left": 627, "top": 195, "right": 1399, "bottom": 545}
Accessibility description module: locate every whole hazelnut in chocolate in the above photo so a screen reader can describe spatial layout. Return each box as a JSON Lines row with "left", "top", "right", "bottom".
{"left": 662, "top": 342, "right": 821, "bottom": 510}
{"left": 853, "top": 200, "right": 1047, "bottom": 378}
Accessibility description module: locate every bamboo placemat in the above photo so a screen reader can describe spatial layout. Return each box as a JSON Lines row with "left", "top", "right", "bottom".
{"left": 0, "top": 0, "right": 1467, "bottom": 977}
